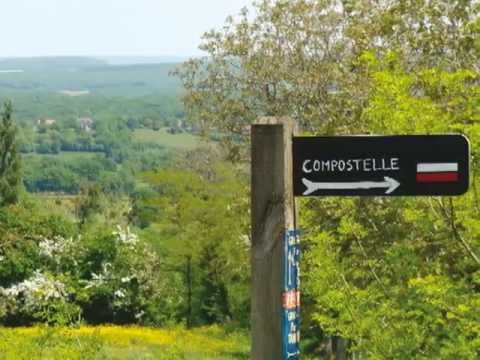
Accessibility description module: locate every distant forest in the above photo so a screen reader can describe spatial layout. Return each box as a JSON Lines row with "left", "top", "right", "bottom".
{"left": 0, "top": 57, "right": 196, "bottom": 195}
{"left": 0, "top": 56, "right": 182, "bottom": 96}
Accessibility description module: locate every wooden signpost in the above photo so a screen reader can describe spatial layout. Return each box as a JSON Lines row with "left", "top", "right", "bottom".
{"left": 251, "top": 118, "right": 297, "bottom": 360}
{"left": 251, "top": 119, "right": 470, "bottom": 360}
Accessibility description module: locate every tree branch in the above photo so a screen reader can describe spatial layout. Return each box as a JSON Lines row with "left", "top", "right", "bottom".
{"left": 439, "top": 197, "right": 480, "bottom": 266}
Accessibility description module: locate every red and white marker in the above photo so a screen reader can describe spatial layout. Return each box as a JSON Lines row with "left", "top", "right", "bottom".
{"left": 416, "top": 163, "right": 459, "bottom": 183}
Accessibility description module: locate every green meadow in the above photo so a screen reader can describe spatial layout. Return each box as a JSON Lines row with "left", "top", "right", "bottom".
{"left": 0, "top": 326, "right": 249, "bottom": 360}
{"left": 133, "top": 128, "right": 200, "bottom": 150}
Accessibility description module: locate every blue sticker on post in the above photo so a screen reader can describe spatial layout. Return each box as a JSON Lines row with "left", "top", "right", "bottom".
{"left": 282, "top": 229, "right": 301, "bottom": 359}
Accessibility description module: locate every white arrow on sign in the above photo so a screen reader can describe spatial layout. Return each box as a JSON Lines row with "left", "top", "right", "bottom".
{"left": 302, "top": 177, "right": 401, "bottom": 195}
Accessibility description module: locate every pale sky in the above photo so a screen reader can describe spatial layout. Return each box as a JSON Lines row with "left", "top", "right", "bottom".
{"left": 1, "top": 0, "right": 253, "bottom": 57}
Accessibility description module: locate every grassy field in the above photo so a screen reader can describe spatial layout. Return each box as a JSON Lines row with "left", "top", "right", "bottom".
{"left": 0, "top": 325, "right": 249, "bottom": 360}
{"left": 133, "top": 128, "right": 200, "bottom": 150}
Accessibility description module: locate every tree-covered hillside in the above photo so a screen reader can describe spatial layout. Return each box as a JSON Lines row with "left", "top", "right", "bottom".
{"left": 0, "top": 56, "right": 107, "bottom": 71}
{"left": 0, "top": 57, "right": 181, "bottom": 97}
{"left": 0, "top": 57, "right": 191, "bottom": 195}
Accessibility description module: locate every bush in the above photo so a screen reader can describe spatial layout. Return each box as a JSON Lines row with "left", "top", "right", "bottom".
{"left": 0, "top": 205, "right": 169, "bottom": 326}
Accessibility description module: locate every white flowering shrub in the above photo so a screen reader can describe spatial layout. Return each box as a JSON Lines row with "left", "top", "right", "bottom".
{"left": 79, "top": 226, "right": 166, "bottom": 324}
{"left": 38, "top": 236, "right": 74, "bottom": 260}
{"left": 1, "top": 270, "right": 66, "bottom": 302}
{"left": 0, "top": 271, "right": 80, "bottom": 324}
{"left": 0, "top": 220, "right": 167, "bottom": 326}
{"left": 112, "top": 225, "right": 139, "bottom": 246}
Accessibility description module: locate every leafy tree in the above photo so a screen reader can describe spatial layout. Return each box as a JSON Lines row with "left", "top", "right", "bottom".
{"left": 22, "top": 158, "right": 80, "bottom": 194}
{"left": 0, "top": 101, "right": 21, "bottom": 206}
{"left": 76, "top": 186, "right": 104, "bottom": 227}
{"left": 16, "top": 124, "right": 35, "bottom": 153}
{"left": 175, "top": 0, "right": 480, "bottom": 158}
{"left": 142, "top": 159, "right": 250, "bottom": 327}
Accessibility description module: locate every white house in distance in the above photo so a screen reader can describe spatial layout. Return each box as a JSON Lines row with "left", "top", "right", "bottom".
{"left": 37, "top": 118, "right": 57, "bottom": 126}
{"left": 78, "top": 117, "right": 94, "bottom": 132}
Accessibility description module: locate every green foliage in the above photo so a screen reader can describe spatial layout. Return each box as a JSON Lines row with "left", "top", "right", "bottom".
{"left": 176, "top": 0, "right": 480, "bottom": 157}
{"left": 141, "top": 158, "right": 250, "bottom": 327}
{"left": 0, "top": 202, "right": 169, "bottom": 327}
{"left": 78, "top": 228, "right": 168, "bottom": 325}
{"left": 300, "top": 59, "right": 480, "bottom": 357}
{"left": 22, "top": 153, "right": 129, "bottom": 194}
{"left": 0, "top": 101, "right": 21, "bottom": 206}
{"left": 76, "top": 186, "right": 104, "bottom": 227}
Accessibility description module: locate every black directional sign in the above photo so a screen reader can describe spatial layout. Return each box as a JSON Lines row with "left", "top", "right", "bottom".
{"left": 293, "top": 135, "right": 469, "bottom": 197}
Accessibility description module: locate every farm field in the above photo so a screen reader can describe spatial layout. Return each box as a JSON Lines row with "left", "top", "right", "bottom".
{"left": 133, "top": 128, "right": 200, "bottom": 150}
{"left": 0, "top": 326, "right": 250, "bottom": 360}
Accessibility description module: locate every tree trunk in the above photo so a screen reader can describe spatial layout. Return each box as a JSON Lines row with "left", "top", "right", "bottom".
{"left": 186, "top": 255, "right": 193, "bottom": 328}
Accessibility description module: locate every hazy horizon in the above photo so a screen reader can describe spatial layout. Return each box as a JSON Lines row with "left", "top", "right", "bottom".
{"left": 1, "top": 0, "right": 252, "bottom": 58}
{"left": 0, "top": 55, "right": 193, "bottom": 65}
{"left": 0, "top": 55, "right": 191, "bottom": 60}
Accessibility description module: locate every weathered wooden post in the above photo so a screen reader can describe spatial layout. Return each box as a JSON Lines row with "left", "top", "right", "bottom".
{"left": 251, "top": 117, "right": 298, "bottom": 359}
